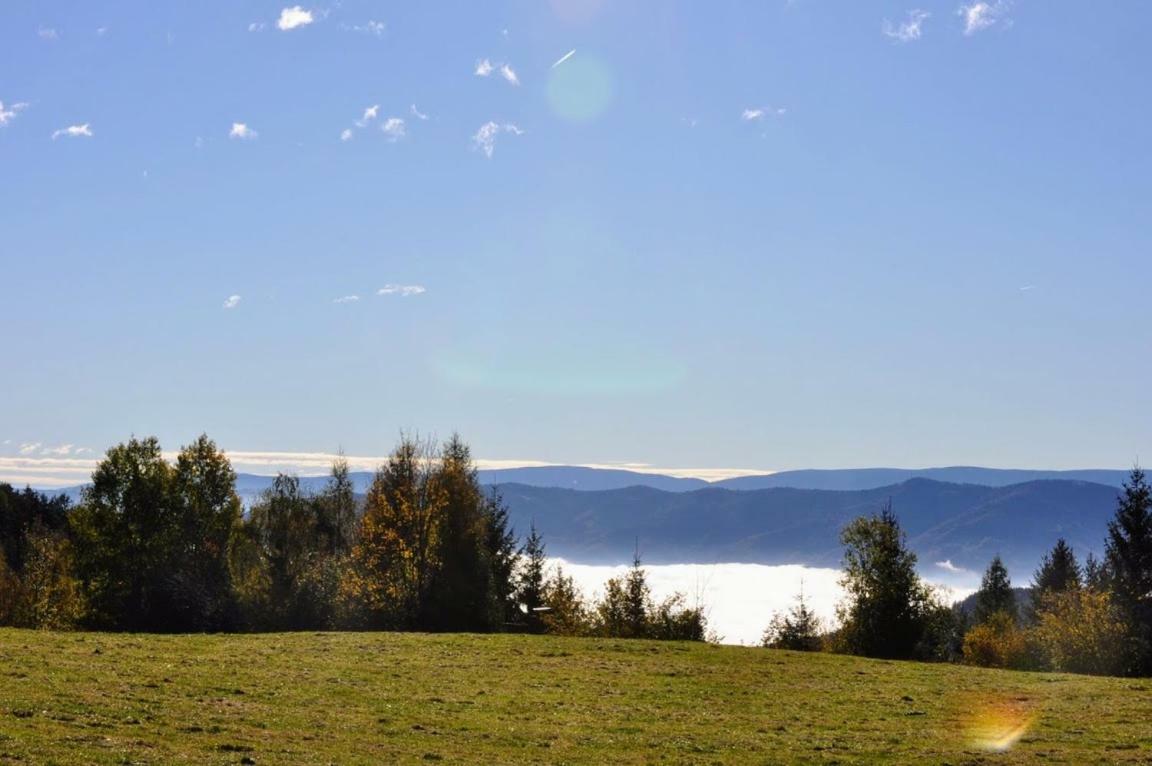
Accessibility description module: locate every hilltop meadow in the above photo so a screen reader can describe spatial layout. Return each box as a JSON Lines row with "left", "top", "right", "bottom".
{"left": 0, "top": 629, "right": 1149, "bottom": 765}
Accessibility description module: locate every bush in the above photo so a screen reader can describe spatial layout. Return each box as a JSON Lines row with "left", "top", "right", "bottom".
{"left": 962, "top": 611, "right": 1034, "bottom": 670}
{"left": 1032, "top": 589, "right": 1128, "bottom": 676}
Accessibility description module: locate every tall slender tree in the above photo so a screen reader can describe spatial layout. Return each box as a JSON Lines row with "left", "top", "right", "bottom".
{"left": 518, "top": 523, "right": 547, "bottom": 633}
{"left": 1105, "top": 466, "right": 1152, "bottom": 673}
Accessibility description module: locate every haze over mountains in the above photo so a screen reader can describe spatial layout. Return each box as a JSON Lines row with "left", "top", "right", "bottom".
{"left": 34, "top": 465, "right": 1126, "bottom": 578}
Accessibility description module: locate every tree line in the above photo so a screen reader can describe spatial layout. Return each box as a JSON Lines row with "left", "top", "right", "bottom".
{"left": 0, "top": 433, "right": 705, "bottom": 641}
{"left": 762, "top": 468, "right": 1152, "bottom": 677}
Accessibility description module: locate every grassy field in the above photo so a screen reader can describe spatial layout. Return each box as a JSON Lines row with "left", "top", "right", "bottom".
{"left": 0, "top": 630, "right": 1149, "bottom": 764}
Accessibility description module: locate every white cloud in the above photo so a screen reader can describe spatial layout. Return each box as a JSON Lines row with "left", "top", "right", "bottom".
{"left": 552, "top": 49, "right": 576, "bottom": 68}
{"left": 742, "top": 108, "right": 765, "bottom": 121}
{"left": 340, "top": 128, "right": 353, "bottom": 142}
{"left": 277, "top": 6, "right": 314, "bottom": 31}
{"left": 356, "top": 105, "right": 379, "bottom": 127}
{"left": 381, "top": 117, "right": 406, "bottom": 141}
{"left": 248, "top": 21, "right": 267, "bottom": 32}
{"left": 38, "top": 27, "right": 59, "bottom": 41}
{"left": 18, "top": 443, "right": 42, "bottom": 456}
{"left": 43, "top": 444, "right": 75, "bottom": 456}
{"left": 936, "top": 559, "right": 969, "bottom": 573}
{"left": 475, "top": 59, "right": 520, "bottom": 86}
{"left": 883, "top": 9, "right": 930, "bottom": 42}
{"left": 0, "top": 101, "right": 28, "bottom": 127}
{"left": 223, "top": 295, "right": 242, "bottom": 309}
{"left": 410, "top": 104, "right": 429, "bottom": 121}
{"left": 96, "top": 27, "right": 108, "bottom": 37}
{"left": 51, "top": 124, "right": 93, "bottom": 140}
{"left": 334, "top": 295, "right": 360, "bottom": 304}
{"left": 472, "top": 121, "right": 523, "bottom": 159}
{"left": 959, "top": 1, "right": 1009, "bottom": 35}
{"left": 499, "top": 63, "right": 520, "bottom": 86}
{"left": 378, "top": 284, "right": 426, "bottom": 297}
{"left": 229, "top": 122, "right": 257, "bottom": 140}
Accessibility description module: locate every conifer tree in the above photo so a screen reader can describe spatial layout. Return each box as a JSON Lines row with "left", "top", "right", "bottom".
{"left": 1105, "top": 466, "right": 1152, "bottom": 674}
{"left": 1031, "top": 538, "right": 1081, "bottom": 618}
{"left": 974, "top": 555, "right": 1016, "bottom": 625}
{"left": 517, "top": 522, "right": 547, "bottom": 633}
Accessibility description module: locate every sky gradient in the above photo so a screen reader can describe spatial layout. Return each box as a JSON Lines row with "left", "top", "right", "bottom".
{"left": 3, "top": 1, "right": 1151, "bottom": 485}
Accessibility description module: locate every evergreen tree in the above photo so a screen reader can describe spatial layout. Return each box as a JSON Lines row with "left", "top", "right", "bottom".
{"left": 836, "top": 502, "right": 931, "bottom": 659}
{"left": 1031, "top": 539, "right": 1081, "bottom": 618}
{"left": 974, "top": 555, "right": 1016, "bottom": 625}
{"left": 1083, "top": 552, "right": 1111, "bottom": 592}
{"left": 1104, "top": 466, "right": 1152, "bottom": 674}
{"left": 518, "top": 523, "right": 547, "bottom": 633}
{"left": 763, "top": 587, "right": 823, "bottom": 651}
{"left": 422, "top": 435, "right": 492, "bottom": 632}
{"left": 482, "top": 489, "right": 518, "bottom": 628}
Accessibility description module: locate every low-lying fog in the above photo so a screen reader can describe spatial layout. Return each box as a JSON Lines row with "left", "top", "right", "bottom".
{"left": 553, "top": 560, "right": 977, "bottom": 646}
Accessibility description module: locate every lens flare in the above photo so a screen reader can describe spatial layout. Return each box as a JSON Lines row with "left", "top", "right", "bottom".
{"left": 963, "top": 696, "right": 1037, "bottom": 752}
{"left": 547, "top": 55, "right": 613, "bottom": 123}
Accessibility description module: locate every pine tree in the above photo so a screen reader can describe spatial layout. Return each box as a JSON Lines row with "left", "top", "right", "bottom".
{"left": 1031, "top": 539, "right": 1081, "bottom": 617}
{"left": 1083, "top": 552, "right": 1111, "bottom": 592}
{"left": 763, "top": 586, "right": 823, "bottom": 651}
{"left": 1105, "top": 466, "right": 1152, "bottom": 673}
{"left": 974, "top": 555, "right": 1016, "bottom": 625}
{"left": 517, "top": 523, "right": 547, "bottom": 633}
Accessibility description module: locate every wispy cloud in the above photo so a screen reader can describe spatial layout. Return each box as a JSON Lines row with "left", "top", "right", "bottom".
{"left": 378, "top": 284, "right": 426, "bottom": 297}
{"left": 883, "top": 9, "right": 930, "bottom": 42}
{"left": 499, "top": 64, "right": 520, "bottom": 86}
{"left": 340, "top": 20, "right": 385, "bottom": 37}
{"left": 340, "top": 128, "right": 353, "bottom": 142}
{"left": 476, "top": 59, "right": 519, "bottom": 85}
{"left": 277, "top": 6, "right": 314, "bottom": 31}
{"left": 741, "top": 107, "right": 786, "bottom": 122}
{"left": 410, "top": 104, "right": 429, "bottom": 121}
{"left": 333, "top": 295, "right": 360, "bottom": 304}
{"left": 936, "top": 559, "right": 969, "bottom": 574}
{"left": 223, "top": 295, "right": 242, "bottom": 309}
{"left": 959, "top": 1, "right": 1009, "bottom": 35}
{"left": 248, "top": 21, "right": 267, "bottom": 32}
{"left": 51, "top": 124, "right": 93, "bottom": 140}
{"left": 229, "top": 122, "right": 257, "bottom": 140}
{"left": 381, "top": 117, "right": 406, "bottom": 141}
{"left": 18, "top": 443, "right": 42, "bottom": 456}
{"left": 472, "top": 121, "right": 523, "bottom": 159}
{"left": 0, "top": 101, "right": 28, "bottom": 127}
{"left": 38, "top": 27, "right": 59, "bottom": 41}
{"left": 1019, "top": 284, "right": 1037, "bottom": 292}
{"left": 552, "top": 49, "right": 576, "bottom": 68}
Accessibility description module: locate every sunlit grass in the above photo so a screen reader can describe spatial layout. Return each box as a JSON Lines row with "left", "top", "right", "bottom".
{"left": 0, "top": 629, "right": 1148, "bottom": 764}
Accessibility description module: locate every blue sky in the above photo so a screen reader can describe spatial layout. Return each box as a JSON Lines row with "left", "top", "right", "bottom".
{"left": 3, "top": 1, "right": 1151, "bottom": 485}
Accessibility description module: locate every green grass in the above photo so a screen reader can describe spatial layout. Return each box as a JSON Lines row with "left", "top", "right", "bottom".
{"left": 0, "top": 629, "right": 1149, "bottom": 764}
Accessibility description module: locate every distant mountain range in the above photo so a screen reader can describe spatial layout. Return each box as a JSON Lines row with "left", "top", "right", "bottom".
{"left": 45, "top": 464, "right": 1134, "bottom": 504}
{"left": 497, "top": 478, "right": 1118, "bottom": 575}
{"left": 33, "top": 466, "right": 1127, "bottom": 575}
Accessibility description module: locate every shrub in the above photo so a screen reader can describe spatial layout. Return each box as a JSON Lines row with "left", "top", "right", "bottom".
{"left": 1032, "top": 589, "right": 1128, "bottom": 676}
{"left": 962, "top": 611, "right": 1034, "bottom": 670}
